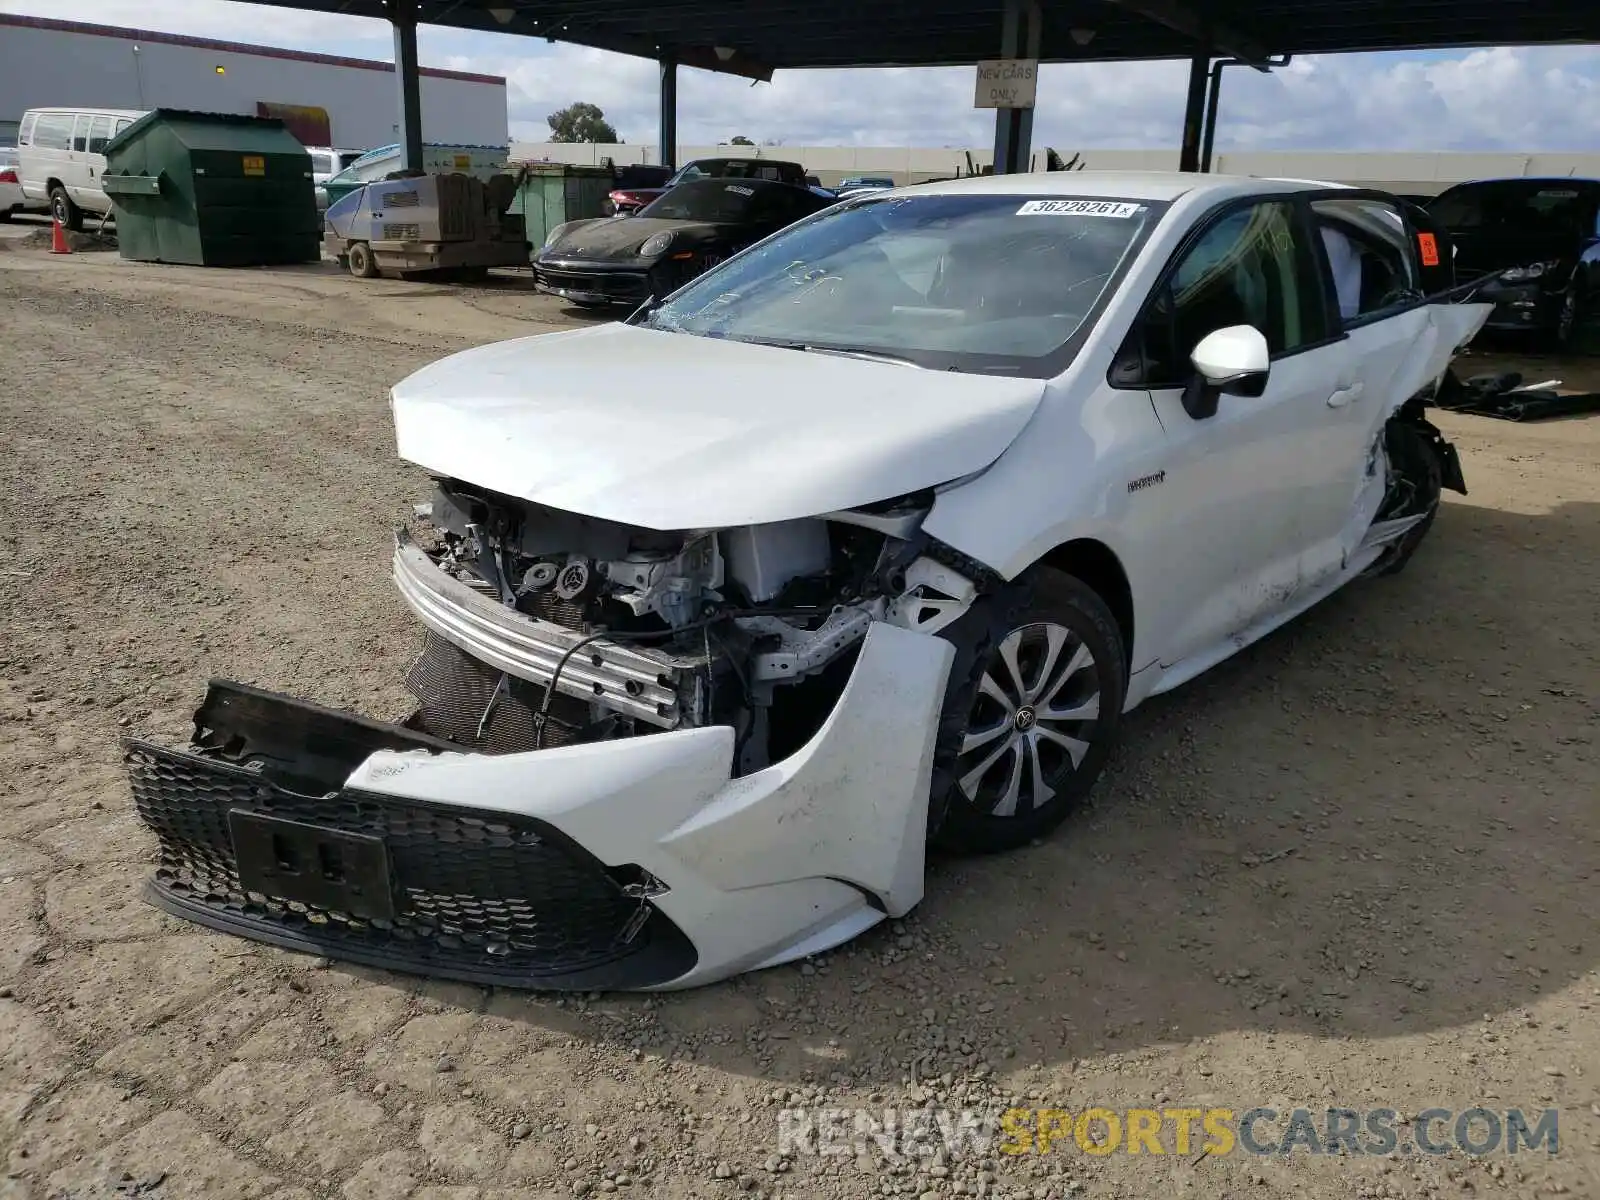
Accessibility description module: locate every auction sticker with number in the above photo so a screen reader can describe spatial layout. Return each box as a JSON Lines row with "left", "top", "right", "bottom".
{"left": 1017, "top": 199, "right": 1142, "bottom": 218}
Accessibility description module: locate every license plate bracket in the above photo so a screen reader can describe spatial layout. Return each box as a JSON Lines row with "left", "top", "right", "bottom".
{"left": 230, "top": 810, "right": 396, "bottom": 922}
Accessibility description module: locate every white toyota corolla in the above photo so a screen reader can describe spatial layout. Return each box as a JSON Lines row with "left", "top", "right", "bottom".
{"left": 126, "top": 172, "right": 1492, "bottom": 991}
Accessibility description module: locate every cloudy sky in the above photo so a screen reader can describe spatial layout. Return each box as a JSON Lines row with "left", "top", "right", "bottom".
{"left": 6, "top": 0, "right": 1600, "bottom": 150}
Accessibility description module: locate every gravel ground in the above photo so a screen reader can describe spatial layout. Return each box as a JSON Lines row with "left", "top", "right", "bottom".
{"left": 0, "top": 247, "right": 1597, "bottom": 1200}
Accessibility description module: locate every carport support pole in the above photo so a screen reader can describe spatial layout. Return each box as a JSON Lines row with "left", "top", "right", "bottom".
{"left": 1200, "top": 59, "right": 1226, "bottom": 172}
{"left": 991, "top": 0, "right": 1039, "bottom": 174}
{"left": 391, "top": 5, "right": 424, "bottom": 173}
{"left": 1178, "top": 49, "right": 1211, "bottom": 173}
{"left": 659, "top": 57, "right": 678, "bottom": 170}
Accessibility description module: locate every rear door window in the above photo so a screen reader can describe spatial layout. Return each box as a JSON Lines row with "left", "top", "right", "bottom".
{"left": 19, "top": 113, "right": 37, "bottom": 147}
{"left": 86, "top": 116, "right": 116, "bottom": 155}
{"left": 1310, "top": 198, "right": 1420, "bottom": 323}
{"left": 32, "top": 113, "right": 74, "bottom": 151}
{"left": 71, "top": 115, "right": 91, "bottom": 153}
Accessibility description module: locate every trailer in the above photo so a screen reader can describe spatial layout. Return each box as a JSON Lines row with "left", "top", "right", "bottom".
{"left": 322, "top": 172, "right": 528, "bottom": 280}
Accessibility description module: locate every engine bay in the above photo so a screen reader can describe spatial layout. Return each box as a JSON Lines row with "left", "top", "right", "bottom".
{"left": 403, "top": 478, "right": 972, "bottom": 774}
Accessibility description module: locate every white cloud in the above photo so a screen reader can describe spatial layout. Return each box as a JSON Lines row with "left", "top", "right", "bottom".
{"left": 7, "top": 0, "right": 1600, "bottom": 152}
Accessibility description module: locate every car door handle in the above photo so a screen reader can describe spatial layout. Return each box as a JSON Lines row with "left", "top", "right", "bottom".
{"left": 1327, "top": 383, "right": 1364, "bottom": 408}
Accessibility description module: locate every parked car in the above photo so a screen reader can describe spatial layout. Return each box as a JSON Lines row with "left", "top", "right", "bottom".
{"left": 126, "top": 173, "right": 1491, "bottom": 993}
{"left": 838, "top": 174, "right": 897, "bottom": 191}
{"left": 603, "top": 163, "right": 674, "bottom": 216}
{"left": 307, "top": 146, "right": 365, "bottom": 211}
{"left": 0, "top": 145, "right": 30, "bottom": 221}
{"left": 605, "top": 156, "right": 810, "bottom": 215}
{"left": 16, "top": 107, "right": 145, "bottom": 229}
{"left": 534, "top": 177, "right": 832, "bottom": 306}
{"left": 1428, "top": 177, "right": 1600, "bottom": 348}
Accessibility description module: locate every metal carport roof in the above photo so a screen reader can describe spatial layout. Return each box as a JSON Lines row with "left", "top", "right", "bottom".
{"left": 254, "top": 0, "right": 1600, "bottom": 80}
{"left": 248, "top": 0, "right": 1600, "bottom": 177}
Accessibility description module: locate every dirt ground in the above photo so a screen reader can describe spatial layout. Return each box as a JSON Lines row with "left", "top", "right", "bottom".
{"left": 0, "top": 244, "right": 1596, "bottom": 1200}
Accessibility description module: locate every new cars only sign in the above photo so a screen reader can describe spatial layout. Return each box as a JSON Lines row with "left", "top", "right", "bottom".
{"left": 974, "top": 59, "right": 1039, "bottom": 108}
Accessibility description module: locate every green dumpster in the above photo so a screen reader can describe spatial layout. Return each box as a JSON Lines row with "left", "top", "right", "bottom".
{"left": 101, "top": 109, "right": 320, "bottom": 267}
{"left": 510, "top": 163, "right": 615, "bottom": 250}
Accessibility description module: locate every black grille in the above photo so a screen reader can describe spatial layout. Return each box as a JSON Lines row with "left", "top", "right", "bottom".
{"left": 405, "top": 631, "right": 590, "bottom": 753}
{"left": 126, "top": 738, "right": 695, "bottom": 989}
{"left": 535, "top": 266, "right": 651, "bottom": 302}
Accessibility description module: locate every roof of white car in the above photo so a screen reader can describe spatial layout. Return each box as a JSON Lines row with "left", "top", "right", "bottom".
{"left": 893, "top": 170, "right": 1334, "bottom": 203}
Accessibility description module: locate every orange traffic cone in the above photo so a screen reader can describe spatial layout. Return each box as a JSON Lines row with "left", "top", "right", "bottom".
{"left": 50, "top": 217, "right": 72, "bottom": 255}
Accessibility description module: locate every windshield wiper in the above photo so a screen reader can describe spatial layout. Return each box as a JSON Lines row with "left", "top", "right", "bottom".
{"left": 728, "top": 336, "right": 929, "bottom": 368}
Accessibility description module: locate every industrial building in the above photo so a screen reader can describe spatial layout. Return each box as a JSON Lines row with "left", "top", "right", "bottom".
{"left": 0, "top": 14, "right": 508, "bottom": 149}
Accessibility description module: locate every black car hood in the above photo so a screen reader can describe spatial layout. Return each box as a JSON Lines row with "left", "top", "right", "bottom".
{"left": 1446, "top": 229, "right": 1579, "bottom": 277}
{"left": 544, "top": 217, "right": 727, "bottom": 264}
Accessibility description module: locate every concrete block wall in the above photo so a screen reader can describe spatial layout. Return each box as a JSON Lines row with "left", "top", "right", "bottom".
{"left": 507, "top": 142, "right": 1600, "bottom": 195}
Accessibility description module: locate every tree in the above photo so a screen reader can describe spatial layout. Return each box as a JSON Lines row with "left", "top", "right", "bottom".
{"left": 547, "top": 102, "right": 619, "bottom": 143}
{"left": 729, "top": 135, "right": 755, "bottom": 146}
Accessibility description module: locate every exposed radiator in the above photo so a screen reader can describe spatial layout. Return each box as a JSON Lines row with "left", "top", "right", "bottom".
{"left": 405, "top": 631, "right": 589, "bottom": 753}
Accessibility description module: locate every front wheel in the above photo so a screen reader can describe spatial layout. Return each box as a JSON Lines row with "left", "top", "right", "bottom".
{"left": 1550, "top": 285, "right": 1584, "bottom": 353}
{"left": 928, "top": 568, "right": 1127, "bottom": 854}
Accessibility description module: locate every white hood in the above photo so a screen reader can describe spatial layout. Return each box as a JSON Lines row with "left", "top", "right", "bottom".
{"left": 390, "top": 323, "right": 1045, "bottom": 530}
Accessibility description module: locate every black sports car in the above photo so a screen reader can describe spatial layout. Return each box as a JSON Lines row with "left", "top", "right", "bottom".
{"left": 534, "top": 178, "right": 833, "bottom": 307}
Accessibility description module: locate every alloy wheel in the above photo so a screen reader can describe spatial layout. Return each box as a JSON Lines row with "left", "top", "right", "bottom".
{"left": 955, "top": 622, "right": 1101, "bottom": 819}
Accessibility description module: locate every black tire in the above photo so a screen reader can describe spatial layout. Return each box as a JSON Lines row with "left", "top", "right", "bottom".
{"left": 1370, "top": 419, "right": 1443, "bottom": 577}
{"left": 347, "top": 242, "right": 379, "bottom": 279}
{"left": 1550, "top": 285, "right": 1584, "bottom": 354}
{"left": 927, "top": 567, "right": 1127, "bottom": 855}
{"left": 49, "top": 186, "right": 82, "bottom": 232}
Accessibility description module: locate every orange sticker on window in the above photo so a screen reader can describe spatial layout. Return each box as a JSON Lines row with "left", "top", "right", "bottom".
{"left": 1417, "top": 232, "right": 1440, "bottom": 267}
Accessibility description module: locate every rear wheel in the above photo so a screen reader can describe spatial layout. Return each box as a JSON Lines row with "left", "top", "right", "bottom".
{"left": 927, "top": 567, "right": 1127, "bottom": 854}
{"left": 1369, "top": 419, "right": 1443, "bottom": 576}
{"left": 347, "top": 242, "right": 379, "bottom": 279}
{"left": 49, "top": 186, "right": 82, "bottom": 232}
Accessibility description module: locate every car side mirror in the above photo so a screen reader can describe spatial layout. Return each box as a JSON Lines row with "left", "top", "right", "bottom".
{"left": 1182, "top": 325, "right": 1270, "bottom": 419}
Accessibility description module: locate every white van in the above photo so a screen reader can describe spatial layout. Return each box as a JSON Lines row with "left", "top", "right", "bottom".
{"left": 17, "top": 107, "right": 147, "bottom": 229}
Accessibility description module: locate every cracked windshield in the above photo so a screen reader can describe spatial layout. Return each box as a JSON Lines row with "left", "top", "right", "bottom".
{"left": 642, "top": 194, "right": 1160, "bottom": 371}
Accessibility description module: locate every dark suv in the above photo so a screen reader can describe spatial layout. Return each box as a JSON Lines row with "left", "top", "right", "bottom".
{"left": 1428, "top": 177, "right": 1600, "bottom": 348}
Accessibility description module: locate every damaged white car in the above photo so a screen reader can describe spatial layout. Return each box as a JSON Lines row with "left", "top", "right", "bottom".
{"left": 125, "top": 173, "right": 1492, "bottom": 990}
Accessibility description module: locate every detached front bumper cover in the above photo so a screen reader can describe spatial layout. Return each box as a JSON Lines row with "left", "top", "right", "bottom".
{"left": 125, "top": 682, "right": 696, "bottom": 990}
{"left": 123, "top": 621, "right": 954, "bottom": 991}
